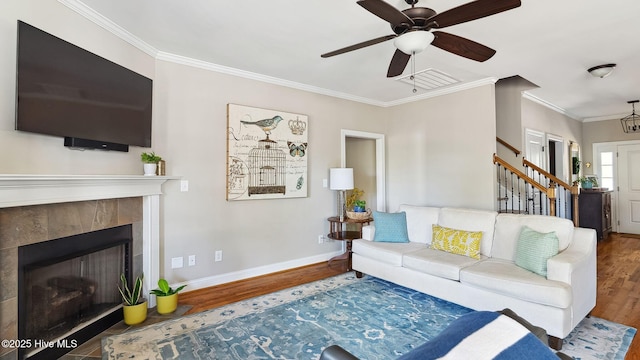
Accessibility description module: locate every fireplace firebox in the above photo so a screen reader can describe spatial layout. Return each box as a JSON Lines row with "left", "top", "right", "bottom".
{"left": 18, "top": 225, "right": 133, "bottom": 360}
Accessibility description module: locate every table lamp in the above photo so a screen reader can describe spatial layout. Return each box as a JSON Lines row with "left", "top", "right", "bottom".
{"left": 330, "top": 168, "right": 354, "bottom": 221}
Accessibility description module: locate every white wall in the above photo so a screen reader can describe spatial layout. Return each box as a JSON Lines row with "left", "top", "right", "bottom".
{"left": 2, "top": 0, "right": 503, "bottom": 288}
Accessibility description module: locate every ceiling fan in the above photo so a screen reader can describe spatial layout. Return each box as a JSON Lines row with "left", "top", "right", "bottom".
{"left": 321, "top": 0, "right": 521, "bottom": 77}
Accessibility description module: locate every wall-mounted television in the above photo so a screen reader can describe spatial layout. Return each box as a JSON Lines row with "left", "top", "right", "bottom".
{"left": 15, "top": 21, "right": 153, "bottom": 152}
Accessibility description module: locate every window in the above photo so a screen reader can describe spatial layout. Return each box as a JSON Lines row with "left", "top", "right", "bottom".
{"left": 600, "top": 152, "right": 614, "bottom": 190}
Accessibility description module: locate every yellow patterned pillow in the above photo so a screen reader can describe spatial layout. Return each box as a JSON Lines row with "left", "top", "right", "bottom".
{"left": 431, "top": 224, "right": 483, "bottom": 259}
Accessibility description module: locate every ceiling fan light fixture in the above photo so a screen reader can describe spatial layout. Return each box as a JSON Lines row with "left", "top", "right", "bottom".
{"left": 394, "top": 31, "right": 434, "bottom": 55}
{"left": 587, "top": 63, "right": 616, "bottom": 78}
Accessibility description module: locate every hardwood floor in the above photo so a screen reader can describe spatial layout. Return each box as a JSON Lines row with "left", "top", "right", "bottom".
{"left": 180, "top": 232, "right": 640, "bottom": 359}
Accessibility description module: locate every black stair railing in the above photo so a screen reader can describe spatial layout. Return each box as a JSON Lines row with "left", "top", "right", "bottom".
{"left": 493, "top": 154, "right": 557, "bottom": 218}
{"left": 522, "top": 158, "right": 579, "bottom": 226}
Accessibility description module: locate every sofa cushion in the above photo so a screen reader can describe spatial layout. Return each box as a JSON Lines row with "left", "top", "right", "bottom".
{"left": 372, "top": 211, "right": 410, "bottom": 243}
{"left": 403, "top": 248, "right": 483, "bottom": 281}
{"left": 493, "top": 214, "right": 574, "bottom": 262}
{"left": 432, "top": 224, "right": 483, "bottom": 259}
{"left": 438, "top": 208, "right": 497, "bottom": 257}
{"left": 352, "top": 240, "right": 425, "bottom": 267}
{"left": 460, "top": 259, "right": 572, "bottom": 308}
{"left": 398, "top": 204, "right": 440, "bottom": 244}
{"left": 515, "top": 226, "right": 559, "bottom": 277}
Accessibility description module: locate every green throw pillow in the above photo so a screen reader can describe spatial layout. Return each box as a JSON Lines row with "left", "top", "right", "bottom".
{"left": 372, "top": 211, "right": 410, "bottom": 243}
{"left": 515, "top": 226, "right": 559, "bottom": 277}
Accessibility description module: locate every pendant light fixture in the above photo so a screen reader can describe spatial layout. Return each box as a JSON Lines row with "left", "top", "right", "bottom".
{"left": 621, "top": 100, "right": 640, "bottom": 133}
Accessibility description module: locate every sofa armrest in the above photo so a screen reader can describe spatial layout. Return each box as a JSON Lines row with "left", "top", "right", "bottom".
{"left": 546, "top": 227, "right": 596, "bottom": 284}
{"left": 361, "top": 225, "right": 375, "bottom": 241}
{"left": 547, "top": 227, "right": 597, "bottom": 320}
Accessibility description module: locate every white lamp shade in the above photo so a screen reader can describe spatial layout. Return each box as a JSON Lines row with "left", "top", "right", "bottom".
{"left": 329, "top": 168, "right": 354, "bottom": 190}
{"left": 394, "top": 31, "right": 435, "bottom": 55}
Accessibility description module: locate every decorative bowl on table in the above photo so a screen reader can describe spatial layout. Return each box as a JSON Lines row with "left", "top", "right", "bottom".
{"left": 346, "top": 209, "right": 371, "bottom": 220}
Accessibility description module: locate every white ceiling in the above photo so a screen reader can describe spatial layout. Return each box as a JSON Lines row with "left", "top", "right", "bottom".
{"left": 74, "top": 0, "right": 640, "bottom": 121}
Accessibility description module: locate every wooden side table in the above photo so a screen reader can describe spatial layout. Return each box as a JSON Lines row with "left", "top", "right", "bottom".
{"left": 327, "top": 216, "right": 372, "bottom": 271}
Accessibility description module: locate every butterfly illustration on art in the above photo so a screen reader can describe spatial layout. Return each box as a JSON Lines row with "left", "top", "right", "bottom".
{"left": 287, "top": 142, "right": 308, "bottom": 157}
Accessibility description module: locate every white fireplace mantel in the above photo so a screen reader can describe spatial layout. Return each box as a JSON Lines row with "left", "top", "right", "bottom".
{"left": 0, "top": 174, "right": 179, "bottom": 308}
{"left": 0, "top": 174, "right": 178, "bottom": 208}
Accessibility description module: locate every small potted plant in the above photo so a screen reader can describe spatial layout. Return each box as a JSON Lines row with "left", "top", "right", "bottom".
{"left": 345, "top": 188, "right": 371, "bottom": 220}
{"left": 150, "top": 278, "right": 186, "bottom": 314}
{"left": 141, "top": 152, "right": 162, "bottom": 176}
{"left": 353, "top": 199, "right": 367, "bottom": 213}
{"left": 118, "top": 273, "right": 147, "bottom": 325}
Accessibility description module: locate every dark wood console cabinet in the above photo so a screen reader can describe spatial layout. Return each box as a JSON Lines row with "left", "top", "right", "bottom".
{"left": 579, "top": 190, "right": 612, "bottom": 240}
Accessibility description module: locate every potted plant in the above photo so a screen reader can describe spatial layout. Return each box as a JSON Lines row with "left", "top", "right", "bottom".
{"left": 118, "top": 273, "right": 147, "bottom": 325}
{"left": 353, "top": 199, "right": 367, "bottom": 213}
{"left": 150, "top": 278, "right": 186, "bottom": 314}
{"left": 345, "top": 188, "right": 371, "bottom": 220}
{"left": 141, "top": 152, "right": 162, "bottom": 176}
{"left": 578, "top": 176, "right": 598, "bottom": 189}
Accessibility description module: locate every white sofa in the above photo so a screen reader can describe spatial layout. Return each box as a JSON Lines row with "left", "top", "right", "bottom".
{"left": 352, "top": 205, "right": 597, "bottom": 347}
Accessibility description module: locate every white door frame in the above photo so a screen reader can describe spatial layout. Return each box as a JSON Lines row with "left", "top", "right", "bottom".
{"left": 341, "top": 129, "right": 386, "bottom": 212}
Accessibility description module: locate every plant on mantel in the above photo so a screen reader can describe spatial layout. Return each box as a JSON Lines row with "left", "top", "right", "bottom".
{"left": 140, "top": 152, "right": 162, "bottom": 164}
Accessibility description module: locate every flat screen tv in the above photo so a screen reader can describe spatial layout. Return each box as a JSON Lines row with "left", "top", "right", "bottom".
{"left": 15, "top": 21, "right": 152, "bottom": 152}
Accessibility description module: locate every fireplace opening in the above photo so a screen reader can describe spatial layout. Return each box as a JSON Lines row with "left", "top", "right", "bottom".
{"left": 18, "top": 225, "right": 133, "bottom": 360}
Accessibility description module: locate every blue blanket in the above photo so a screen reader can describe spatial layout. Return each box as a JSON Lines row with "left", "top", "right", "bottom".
{"left": 396, "top": 311, "right": 559, "bottom": 360}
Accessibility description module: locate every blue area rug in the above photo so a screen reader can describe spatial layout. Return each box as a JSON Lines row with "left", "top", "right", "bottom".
{"left": 102, "top": 273, "right": 635, "bottom": 359}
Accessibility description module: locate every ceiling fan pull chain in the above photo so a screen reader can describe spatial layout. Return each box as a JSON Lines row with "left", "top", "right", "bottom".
{"left": 411, "top": 52, "right": 417, "bottom": 93}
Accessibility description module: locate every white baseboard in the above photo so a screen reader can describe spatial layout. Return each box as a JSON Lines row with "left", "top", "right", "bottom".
{"left": 174, "top": 251, "right": 343, "bottom": 292}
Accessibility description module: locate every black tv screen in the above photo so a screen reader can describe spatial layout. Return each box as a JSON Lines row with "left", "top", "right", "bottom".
{"left": 15, "top": 21, "right": 152, "bottom": 150}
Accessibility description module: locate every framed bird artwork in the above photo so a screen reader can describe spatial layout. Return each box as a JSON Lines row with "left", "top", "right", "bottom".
{"left": 226, "top": 104, "right": 308, "bottom": 201}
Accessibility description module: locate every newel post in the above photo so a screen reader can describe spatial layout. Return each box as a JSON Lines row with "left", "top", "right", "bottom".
{"left": 547, "top": 182, "right": 557, "bottom": 217}
{"left": 571, "top": 184, "right": 580, "bottom": 227}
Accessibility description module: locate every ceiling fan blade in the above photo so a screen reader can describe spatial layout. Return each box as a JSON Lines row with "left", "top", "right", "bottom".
{"left": 387, "top": 49, "right": 411, "bottom": 77}
{"left": 357, "top": 0, "right": 414, "bottom": 27}
{"left": 429, "top": 0, "right": 521, "bottom": 29}
{"left": 321, "top": 34, "right": 396, "bottom": 58}
{"left": 431, "top": 31, "right": 496, "bottom": 62}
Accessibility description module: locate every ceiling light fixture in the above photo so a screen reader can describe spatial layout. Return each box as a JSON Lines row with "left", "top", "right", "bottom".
{"left": 394, "top": 31, "right": 435, "bottom": 55}
{"left": 587, "top": 63, "right": 616, "bottom": 78}
{"left": 621, "top": 100, "right": 640, "bottom": 133}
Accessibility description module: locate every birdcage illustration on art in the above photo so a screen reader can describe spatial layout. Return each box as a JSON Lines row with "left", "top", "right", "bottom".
{"left": 247, "top": 138, "right": 286, "bottom": 196}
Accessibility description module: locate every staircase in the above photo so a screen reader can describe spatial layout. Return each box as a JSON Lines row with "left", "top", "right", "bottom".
{"left": 494, "top": 138, "right": 579, "bottom": 226}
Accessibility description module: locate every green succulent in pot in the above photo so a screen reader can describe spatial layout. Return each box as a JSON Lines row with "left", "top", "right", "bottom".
{"left": 119, "top": 273, "right": 144, "bottom": 306}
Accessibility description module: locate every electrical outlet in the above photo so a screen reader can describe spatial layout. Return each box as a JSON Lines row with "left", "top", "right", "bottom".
{"left": 215, "top": 250, "right": 223, "bottom": 262}
{"left": 180, "top": 180, "right": 189, "bottom": 192}
{"left": 171, "top": 257, "right": 183, "bottom": 269}
{"left": 318, "top": 235, "right": 325, "bottom": 244}
{"left": 188, "top": 255, "right": 196, "bottom": 266}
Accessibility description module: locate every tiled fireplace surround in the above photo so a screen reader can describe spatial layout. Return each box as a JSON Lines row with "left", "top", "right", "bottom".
{"left": 0, "top": 175, "right": 172, "bottom": 359}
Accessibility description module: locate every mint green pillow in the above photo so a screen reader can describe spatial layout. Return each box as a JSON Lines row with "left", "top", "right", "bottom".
{"left": 515, "top": 226, "right": 559, "bottom": 277}
{"left": 372, "top": 211, "right": 410, "bottom": 243}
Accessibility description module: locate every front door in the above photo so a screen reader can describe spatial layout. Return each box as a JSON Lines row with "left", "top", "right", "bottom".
{"left": 618, "top": 144, "right": 640, "bottom": 234}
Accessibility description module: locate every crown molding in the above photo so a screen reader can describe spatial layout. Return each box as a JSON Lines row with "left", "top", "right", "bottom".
{"left": 58, "top": 0, "right": 507, "bottom": 109}
{"left": 522, "top": 92, "right": 581, "bottom": 121}
{"left": 155, "top": 52, "right": 385, "bottom": 107}
{"left": 58, "top": 0, "right": 158, "bottom": 57}
{"left": 383, "top": 77, "right": 498, "bottom": 107}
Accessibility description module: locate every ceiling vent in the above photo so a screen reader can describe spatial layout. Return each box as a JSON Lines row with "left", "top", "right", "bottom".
{"left": 396, "top": 69, "right": 460, "bottom": 90}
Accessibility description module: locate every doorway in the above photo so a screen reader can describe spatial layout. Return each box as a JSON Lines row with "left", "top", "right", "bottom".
{"left": 593, "top": 140, "right": 640, "bottom": 234}
{"left": 340, "top": 130, "right": 386, "bottom": 212}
